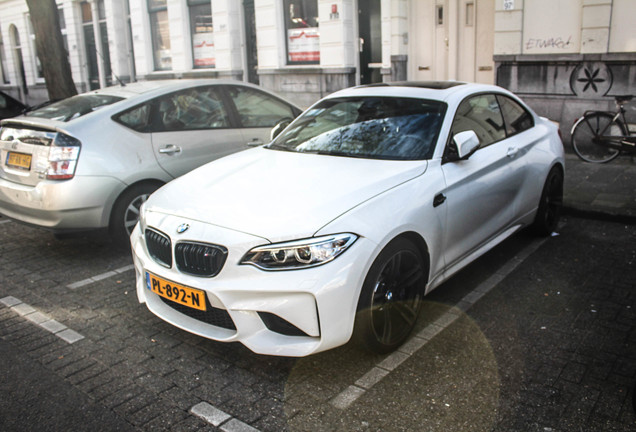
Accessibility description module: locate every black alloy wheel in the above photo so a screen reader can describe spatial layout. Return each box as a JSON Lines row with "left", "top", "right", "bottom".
{"left": 354, "top": 238, "right": 427, "bottom": 353}
{"left": 532, "top": 166, "right": 563, "bottom": 236}
{"left": 110, "top": 182, "right": 161, "bottom": 246}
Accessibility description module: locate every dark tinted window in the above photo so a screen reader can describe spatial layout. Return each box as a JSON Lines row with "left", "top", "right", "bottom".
{"left": 154, "top": 86, "right": 229, "bottom": 131}
{"left": 497, "top": 95, "right": 534, "bottom": 136}
{"left": 451, "top": 94, "right": 506, "bottom": 148}
{"left": 0, "top": 92, "right": 26, "bottom": 119}
{"left": 269, "top": 97, "right": 446, "bottom": 160}
{"left": 26, "top": 94, "right": 123, "bottom": 122}
{"left": 115, "top": 103, "right": 151, "bottom": 132}
{"left": 226, "top": 86, "right": 296, "bottom": 128}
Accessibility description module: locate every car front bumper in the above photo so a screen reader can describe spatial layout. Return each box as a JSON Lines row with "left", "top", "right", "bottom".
{"left": 0, "top": 175, "right": 123, "bottom": 231}
{"left": 131, "top": 212, "right": 374, "bottom": 357}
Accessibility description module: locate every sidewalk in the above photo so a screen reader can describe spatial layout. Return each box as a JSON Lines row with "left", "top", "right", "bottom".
{"left": 563, "top": 151, "right": 636, "bottom": 222}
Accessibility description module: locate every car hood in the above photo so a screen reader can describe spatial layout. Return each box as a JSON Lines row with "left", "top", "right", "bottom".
{"left": 145, "top": 147, "right": 427, "bottom": 241}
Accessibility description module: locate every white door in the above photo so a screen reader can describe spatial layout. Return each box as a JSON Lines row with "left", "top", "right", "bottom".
{"left": 409, "top": 0, "right": 494, "bottom": 84}
{"left": 440, "top": 93, "right": 526, "bottom": 267}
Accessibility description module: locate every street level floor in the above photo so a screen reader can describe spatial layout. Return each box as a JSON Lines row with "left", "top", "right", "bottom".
{"left": 0, "top": 215, "right": 634, "bottom": 431}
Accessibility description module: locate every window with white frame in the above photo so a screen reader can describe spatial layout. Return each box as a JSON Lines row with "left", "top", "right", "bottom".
{"left": 59, "top": 6, "right": 69, "bottom": 56}
{"left": 148, "top": 0, "right": 172, "bottom": 70}
{"left": 283, "top": 0, "right": 319, "bottom": 65}
{"left": 27, "top": 15, "right": 44, "bottom": 81}
{"left": 189, "top": 0, "right": 214, "bottom": 68}
{"left": 0, "top": 26, "right": 8, "bottom": 84}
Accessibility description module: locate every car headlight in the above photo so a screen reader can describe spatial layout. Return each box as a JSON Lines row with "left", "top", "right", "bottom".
{"left": 240, "top": 233, "right": 358, "bottom": 271}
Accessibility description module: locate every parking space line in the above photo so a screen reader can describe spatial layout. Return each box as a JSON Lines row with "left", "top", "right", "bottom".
{"left": 0, "top": 219, "right": 11, "bottom": 225}
{"left": 66, "top": 264, "right": 134, "bottom": 289}
{"left": 330, "top": 236, "right": 549, "bottom": 410}
{"left": 190, "top": 402, "right": 260, "bottom": 432}
{"left": 0, "top": 296, "right": 85, "bottom": 344}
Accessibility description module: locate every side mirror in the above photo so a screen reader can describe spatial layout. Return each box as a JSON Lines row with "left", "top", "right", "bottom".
{"left": 270, "top": 118, "right": 292, "bottom": 141}
{"left": 453, "top": 130, "right": 480, "bottom": 160}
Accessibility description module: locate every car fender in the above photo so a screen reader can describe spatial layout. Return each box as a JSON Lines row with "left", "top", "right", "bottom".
{"left": 315, "top": 164, "right": 447, "bottom": 305}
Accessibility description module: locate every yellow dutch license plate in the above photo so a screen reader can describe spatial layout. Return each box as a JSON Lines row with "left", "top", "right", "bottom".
{"left": 145, "top": 272, "right": 207, "bottom": 311}
{"left": 6, "top": 152, "right": 32, "bottom": 170}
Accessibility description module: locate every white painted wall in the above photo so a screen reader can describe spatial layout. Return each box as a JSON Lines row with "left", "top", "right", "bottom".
{"left": 609, "top": 0, "right": 636, "bottom": 52}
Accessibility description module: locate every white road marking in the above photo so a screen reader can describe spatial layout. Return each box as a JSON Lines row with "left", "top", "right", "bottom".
{"left": 0, "top": 296, "right": 85, "bottom": 344}
{"left": 67, "top": 264, "right": 134, "bottom": 289}
{"left": 190, "top": 402, "right": 260, "bottom": 432}
{"left": 0, "top": 219, "right": 12, "bottom": 225}
{"left": 330, "top": 236, "right": 549, "bottom": 409}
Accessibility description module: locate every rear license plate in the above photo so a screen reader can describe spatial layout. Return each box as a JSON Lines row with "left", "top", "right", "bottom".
{"left": 6, "top": 152, "right": 32, "bottom": 170}
{"left": 146, "top": 272, "right": 207, "bottom": 311}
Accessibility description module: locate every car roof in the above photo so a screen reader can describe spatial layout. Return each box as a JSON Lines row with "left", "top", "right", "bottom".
{"left": 88, "top": 79, "right": 258, "bottom": 99}
{"left": 325, "top": 81, "right": 513, "bottom": 104}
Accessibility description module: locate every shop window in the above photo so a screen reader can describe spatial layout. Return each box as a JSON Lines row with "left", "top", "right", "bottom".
{"left": 148, "top": 0, "right": 171, "bottom": 70}
{"left": 189, "top": 0, "right": 214, "bottom": 68}
{"left": 283, "top": 0, "right": 319, "bottom": 65}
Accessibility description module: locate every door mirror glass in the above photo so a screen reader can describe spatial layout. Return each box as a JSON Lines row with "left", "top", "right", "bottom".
{"left": 453, "top": 130, "right": 480, "bottom": 160}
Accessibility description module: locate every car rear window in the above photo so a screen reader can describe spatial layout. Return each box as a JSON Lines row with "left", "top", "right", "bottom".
{"left": 25, "top": 94, "right": 124, "bottom": 122}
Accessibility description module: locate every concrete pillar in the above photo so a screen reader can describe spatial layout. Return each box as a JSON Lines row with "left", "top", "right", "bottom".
{"left": 494, "top": 0, "right": 523, "bottom": 55}
{"left": 581, "top": 0, "right": 611, "bottom": 53}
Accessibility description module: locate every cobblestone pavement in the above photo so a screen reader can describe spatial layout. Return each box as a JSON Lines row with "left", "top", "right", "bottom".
{"left": 0, "top": 214, "right": 634, "bottom": 431}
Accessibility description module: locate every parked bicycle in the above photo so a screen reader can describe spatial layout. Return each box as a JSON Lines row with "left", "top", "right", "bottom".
{"left": 571, "top": 95, "right": 636, "bottom": 163}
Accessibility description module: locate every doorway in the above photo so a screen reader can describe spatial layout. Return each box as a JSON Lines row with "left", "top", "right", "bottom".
{"left": 358, "top": 0, "right": 382, "bottom": 85}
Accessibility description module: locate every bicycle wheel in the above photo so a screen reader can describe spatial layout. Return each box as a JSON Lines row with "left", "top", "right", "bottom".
{"left": 571, "top": 112, "right": 625, "bottom": 163}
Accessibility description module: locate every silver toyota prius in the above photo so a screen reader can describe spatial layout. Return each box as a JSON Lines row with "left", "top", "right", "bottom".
{"left": 0, "top": 79, "right": 301, "bottom": 243}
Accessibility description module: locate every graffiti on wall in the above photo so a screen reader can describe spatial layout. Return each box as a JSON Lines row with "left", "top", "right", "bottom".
{"left": 524, "top": 36, "right": 573, "bottom": 51}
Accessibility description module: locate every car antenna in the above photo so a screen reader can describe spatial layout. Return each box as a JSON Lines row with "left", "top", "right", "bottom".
{"left": 93, "top": 46, "right": 126, "bottom": 87}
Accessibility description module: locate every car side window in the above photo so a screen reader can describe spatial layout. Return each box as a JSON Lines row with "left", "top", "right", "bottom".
{"left": 497, "top": 95, "right": 534, "bottom": 136}
{"left": 450, "top": 94, "right": 506, "bottom": 149}
{"left": 156, "top": 86, "right": 229, "bottom": 131}
{"left": 115, "top": 103, "right": 151, "bottom": 132}
{"left": 226, "top": 86, "right": 295, "bottom": 128}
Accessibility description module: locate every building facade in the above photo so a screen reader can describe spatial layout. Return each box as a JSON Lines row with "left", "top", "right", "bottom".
{"left": 494, "top": 0, "right": 636, "bottom": 138}
{"left": 0, "top": 0, "right": 634, "bottom": 129}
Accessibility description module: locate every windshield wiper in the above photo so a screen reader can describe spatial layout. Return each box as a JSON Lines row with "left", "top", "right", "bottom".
{"left": 307, "top": 150, "right": 373, "bottom": 159}
{"left": 265, "top": 143, "right": 295, "bottom": 152}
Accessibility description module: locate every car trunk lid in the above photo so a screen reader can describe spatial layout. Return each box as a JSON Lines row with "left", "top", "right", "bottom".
{"left": 0, "top": 120, "right": 80, "bottom": 187}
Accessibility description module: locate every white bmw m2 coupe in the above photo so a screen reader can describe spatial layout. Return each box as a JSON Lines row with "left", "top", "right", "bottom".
{"left": 131, "top": 82, "right": 564, "bottom": 357}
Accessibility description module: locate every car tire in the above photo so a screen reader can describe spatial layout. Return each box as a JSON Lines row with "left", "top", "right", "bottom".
{"left": 110, "top": 182, "right": 161, "bottom": 246}
{"left": 353, "top": 237, "right": 427, "bottom": 354}
{"left": 531, "top": 166, "right": 563, "bottom": 236}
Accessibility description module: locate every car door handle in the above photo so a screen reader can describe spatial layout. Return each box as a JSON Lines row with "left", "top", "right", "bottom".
{"left": 159, "top": 145, "right": 181, "bottom": 154}
{"left": 247, "top": 139, "right": 265, "bottom": 147}
{"left": 506, "top": 147, "right": 519, "bottom": 158}
{"left": 433, "top": 193, "right": 446, "bottom": 208}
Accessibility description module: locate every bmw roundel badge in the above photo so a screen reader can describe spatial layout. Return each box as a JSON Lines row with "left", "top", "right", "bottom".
{"left": 176, "top": 223, "right": 190, "bottom": 234}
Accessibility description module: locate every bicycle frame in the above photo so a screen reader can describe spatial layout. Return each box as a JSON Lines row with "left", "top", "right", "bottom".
{"left": 582, "top": 109, "right": 636, "bottom": 151}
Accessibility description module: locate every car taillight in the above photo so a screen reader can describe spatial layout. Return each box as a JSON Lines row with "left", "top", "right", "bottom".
{"left": 47, "top": 133, "right": 81, "bottom": 180}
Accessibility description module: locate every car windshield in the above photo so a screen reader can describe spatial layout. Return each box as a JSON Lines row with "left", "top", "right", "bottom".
{"left": 25, "top": 94, "right": 124, "bottom": 122}
{"left": 268, "top": 97, "right": 446, "bottom": 160}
